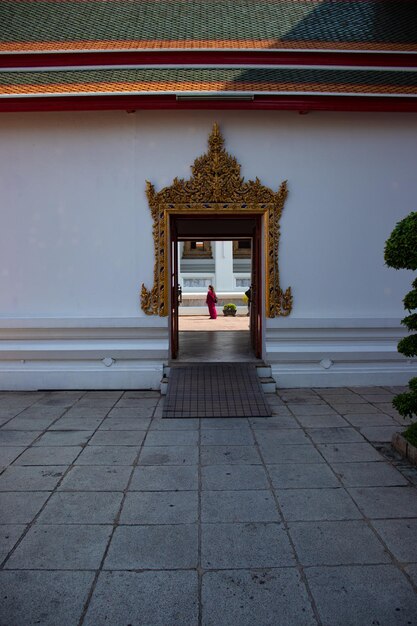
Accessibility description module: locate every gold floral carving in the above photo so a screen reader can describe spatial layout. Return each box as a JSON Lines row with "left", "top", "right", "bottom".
{"left": 140, "top": 123, "right": 292, "bottom": 318}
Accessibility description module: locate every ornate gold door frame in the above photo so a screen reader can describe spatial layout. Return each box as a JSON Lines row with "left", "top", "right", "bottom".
{"left": 140, "top": 123, "right": 292, "bottom": 318}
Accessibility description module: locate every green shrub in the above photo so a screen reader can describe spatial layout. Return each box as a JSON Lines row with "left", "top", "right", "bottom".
{"left": 223, "top": 303, "right": 237, "bottom": 313}
{"left": 384, "top": 212, "right": 417, "bottom": 419}
{"left": 384, "top": 211, "right": 417, "bottom": 270}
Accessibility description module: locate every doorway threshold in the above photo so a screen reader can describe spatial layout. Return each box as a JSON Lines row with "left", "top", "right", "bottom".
{"left": 176, "top": 330, "right": 258, "bottom": 363}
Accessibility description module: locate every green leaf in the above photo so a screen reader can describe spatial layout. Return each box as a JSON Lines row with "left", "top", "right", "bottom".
{"left": 393, "top": 389, "right": 417, "bottom": 419}
{"left": 397, "top": 335, "right": 417, "bottom": 358}
{"left": 401, "top": 313, "right": 417, "bottom": 331}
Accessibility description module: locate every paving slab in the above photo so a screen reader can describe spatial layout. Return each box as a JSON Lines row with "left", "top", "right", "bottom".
{"left": 202, "top": 569, "right": 317, "bottom": 626}
{"left": 144, "top": 429, "right": 199, "bottom": 446}
{"left": 202, "top": 464, "right": 269, "bottom": 490}
{"left": 317, "top": 442, "right": 383, "bottom": 463}
{"left": 343, "top": 412, "right": 399, "bottom": 427}
{"left": 405, "top": 564, "right": 417, "bottom": 586}
{"left": 14, "top": 445, "right": 82, "bottom": 466}
{"left": 104, "top": 524, "right": 198, "bottom": 569}
{"left": 33, "top": 430, "right": 93, "bottom": 447}
{"left": 288, "top": 520, "right": 390, "bottom": 566}
{"left": 201, "top": 417, "right": 249, "bottom": 430}
{"left": 255, "top": 428, "right": 309, "bottom": 446}
{"left": 305, "top": 564, "right": 417, "bottom": 626}
{"left": 0, "top": 465, "right": 65, "bottom": 491}
{"left": 113, "top": 397, "right": 159, "bottom": 409}
{"left": 372, "top": 519, "right": 417, "bottom": 562}
{"left": 84, "top": 570, "right": 198, "bottom": 626}
{"left": 1, "top": 386, "right": 416, "bottom": 625}
{"left": 48, "top": 416, "right": 104, "bottom": 431}
{"left": 201, "top": 428, "right": 254, "bottom": 446}
{"left": 120, "top": 491, "right": 198, "bottom": 524}
{"left": 286, "top": 404, "right": 338, "bottom": 416}
{"left": 359, "top": 425, "right": 400, "bottom": 442}
{"left": 333, "top": 461, "right": 409, "bottom": 487}
{"left": 123, "top": 390, "right": 161, "bottom": 399}
{"left": 268, "top": 463, "right": 340, "bottom": 490}
{"left": 139, "top": 445, "right": 198, "bottom": 465}
{"left": 14, "top": 407, "right": 66, "bottom": 420}
{"left": 98, "top": 416, "right": 152, "bottom": 430}
{"left": 0, "top": 525, "right": 27, "bottom": 563}
{"left": 320, "top": 394, "right": 367, "bottom": 404}
{"left": 202, "top": 522, "right": 295, "bottom": 568}
{"left": 0, "top": 446, "right": 25, "bottom": 466}
{"left": 201, "top": 444, "right": 261, "bottom": 465}
{"left": 293, "top": 413, "right": 350, "bottom": 428}
{"left": 330, "top": 403, "right": 380, "bottom": 414}
{"left": 0, "top": 571, "right": 95, "bottom": 626}
{"left": 87, "top": 430, "right": 146, "bottom": 446}
{"left": 129, "top": 465, "right": 198, "bottom": 491}
{"left": 82, "top": 391, "right": 122, "bottom": 401}
{"left": 280, "top": 393, "right": 323, "bottom": 404}
{"left": 37, "top": 491, "right": 123, "bottom": 524}
{"left": 270, "top": 406, "right": 294, "bottom": 417}
{"left": 64, "top": 408, "right": 111, "bottom": 418}
{"left": 202, "top": 490, "right": 278, "bottom": 523}
{"left": 4, "top": 524, "right": 112, "bottom": 570}
{"left": 58, "top": 465, "right": 132, "bottom": 491}
{"left": 0, "top": 430, "right": 42, "bottom": 446}
{"left": 348, "top": 486, "right": 417, "bottom": 519}
{"left": 0, "top": 492, "right": 50, "bottom": 524}
{"left": 75, "top": 445, "right": 138, "bottom": 465}
{"left": 276, "top": 488, "right": 362, "bottom": 522}
{"left": 306, "top": 427, "right": 364, "bottom": 444}
{"left": 108, "top": 407, "right": 156, "bottom": 418}
{"left": 373, "top": 402, "right": 403, "bottom": 417}
{"left": 249, "top": 415, "right": 300, "bottom": 429}
{"left": 261, "top": 443, "right": 325, "bottom": 464}
{"left": 2, "top": 416, "right": 58, "bottom": 430}
{"left": 150, "top": 417, "right": 199, "bottom": 430}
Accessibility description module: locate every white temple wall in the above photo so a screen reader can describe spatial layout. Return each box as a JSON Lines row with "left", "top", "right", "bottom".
{"left": 0, "top": 109, "right": 416, "bottom": 388}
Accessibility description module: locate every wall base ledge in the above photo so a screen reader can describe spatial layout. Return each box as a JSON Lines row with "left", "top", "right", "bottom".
{"left": 0, "top": 361, "right": 164, "bottom": 391}
{"left": 271, "top": 363, "right": 417, "bottom": 389}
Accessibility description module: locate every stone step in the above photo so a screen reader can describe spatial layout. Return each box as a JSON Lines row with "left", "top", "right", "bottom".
{"left": 258, "top": 377, "right": 277, "bottom": 394}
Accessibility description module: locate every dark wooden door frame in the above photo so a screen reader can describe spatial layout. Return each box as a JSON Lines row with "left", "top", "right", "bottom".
{"left": 169, "top": 213, "right": 263, "bottom": 360}
{"left": 170, "top": 217, "right": 180, "bottom": 359}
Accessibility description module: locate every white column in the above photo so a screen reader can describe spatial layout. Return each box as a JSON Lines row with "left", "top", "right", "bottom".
{"left": 214, "top": 241, "right": 234, "bottom": 292}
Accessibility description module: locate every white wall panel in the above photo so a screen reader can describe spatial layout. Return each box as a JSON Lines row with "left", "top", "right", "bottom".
{"left": 0, "top": 109, "right": 416, "bottom": 388}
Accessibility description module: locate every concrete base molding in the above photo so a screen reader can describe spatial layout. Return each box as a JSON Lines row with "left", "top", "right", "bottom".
{"left": 1, "top": 316, "right": 416, "bottom": 390}
{"left": 0, "top": 318, "right": 167, "bottom": 390}
{"left": 266, "top": 317, "right": 417, "bottom": 388}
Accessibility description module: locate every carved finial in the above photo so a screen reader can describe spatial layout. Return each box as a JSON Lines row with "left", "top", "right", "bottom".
{"left": 208, "top": 122, "right": 224, "bottom": 153}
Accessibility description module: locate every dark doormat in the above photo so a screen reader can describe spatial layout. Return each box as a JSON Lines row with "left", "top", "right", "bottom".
{"left": 163, "top": 363, "right": 272, "bottom": 418}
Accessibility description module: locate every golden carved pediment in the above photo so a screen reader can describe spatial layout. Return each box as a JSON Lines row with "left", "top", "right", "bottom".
{"left": 141, "top": 123, "right": 292, "bottom": 318}
{"left": 146, "top": 123, "right": 276, "bottom": 206}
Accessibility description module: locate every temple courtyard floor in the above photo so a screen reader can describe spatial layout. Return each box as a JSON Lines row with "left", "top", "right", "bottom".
{"left": 0, "top": 386, "right": 417, "bottom": 625}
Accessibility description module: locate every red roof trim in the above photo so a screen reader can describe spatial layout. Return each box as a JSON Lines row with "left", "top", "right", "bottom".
{"left": 1, "top": 94, "right": 416, "bottom": 113}
{"left": 2, "top": 50, "right": 417, "bottom": 69}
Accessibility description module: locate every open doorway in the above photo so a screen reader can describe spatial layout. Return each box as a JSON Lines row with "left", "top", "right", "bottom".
{"left": 170, "top": 214, "right": 263, "bottom": 362}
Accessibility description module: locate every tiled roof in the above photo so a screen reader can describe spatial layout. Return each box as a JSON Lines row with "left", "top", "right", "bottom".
{"left": 1, "top": 67, "right": 416, "bottom": 98}
{"left": 1, "top": 0, "right": 416, "bottom": 53}
{"left": 1, "top": 1, "right": 416, "bottom": 110}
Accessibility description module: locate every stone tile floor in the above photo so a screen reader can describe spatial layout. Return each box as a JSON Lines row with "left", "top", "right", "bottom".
{"left": 0, "top": 386, "right": 416, "bottom": 626}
